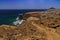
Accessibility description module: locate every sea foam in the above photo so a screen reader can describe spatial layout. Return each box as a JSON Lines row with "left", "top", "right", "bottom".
{"left": 13, "top": 16, "right": 24, "bottom": 25}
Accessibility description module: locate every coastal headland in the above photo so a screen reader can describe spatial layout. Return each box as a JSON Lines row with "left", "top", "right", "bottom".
{"left": 0, "top": 8, "right": 60, "bottom": 40}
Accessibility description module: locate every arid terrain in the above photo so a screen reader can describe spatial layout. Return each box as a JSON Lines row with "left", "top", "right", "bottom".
{"left": 0, "top": 8, "right": 60, "bottom": 40}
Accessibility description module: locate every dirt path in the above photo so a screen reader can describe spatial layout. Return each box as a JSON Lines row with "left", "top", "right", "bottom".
{"left": 32, "top": 22, "right": 60, "bottom": 40}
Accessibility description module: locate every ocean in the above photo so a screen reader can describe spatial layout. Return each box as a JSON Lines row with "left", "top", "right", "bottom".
{"left": 0, "top": 9, "right": 47, "bottom": 25}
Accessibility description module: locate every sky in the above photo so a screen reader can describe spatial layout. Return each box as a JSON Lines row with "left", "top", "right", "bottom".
{"left": 0, "top": 0, "right": 60, "bottom": 9}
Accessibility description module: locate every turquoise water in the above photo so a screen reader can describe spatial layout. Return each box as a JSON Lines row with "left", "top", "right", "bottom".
{"left": 0, "top": 15, "right": 18, "bottom": 25}
{"left": 0, "top": 9, "right": 47, "bottom": 25}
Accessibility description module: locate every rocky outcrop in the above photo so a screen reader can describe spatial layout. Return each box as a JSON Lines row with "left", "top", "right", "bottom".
{"left": 0, "top": 16, "right": 60, "bottom": 40}
{"left": 0, "top": 9, "right": 60, "bottom": 40}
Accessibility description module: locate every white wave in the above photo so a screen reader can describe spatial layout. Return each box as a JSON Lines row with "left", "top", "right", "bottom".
{"left": 13, "top": 14, "right": 24, "bottom": 25}
{"left": 16, "top": 17, "right": 19, "bottom": 20}
{"left": 19, "top": 20, "right": 24, "bottom": 24}
{"left": 13, "top": 20, "right": 24, "bottom": 25}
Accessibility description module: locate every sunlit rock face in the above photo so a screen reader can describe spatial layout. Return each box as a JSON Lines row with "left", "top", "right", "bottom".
{"left": 0, "top": 17, "right": 47, "bottom": 40}
{"left": 0, "top": 16, "right": 60, "bottom": 40}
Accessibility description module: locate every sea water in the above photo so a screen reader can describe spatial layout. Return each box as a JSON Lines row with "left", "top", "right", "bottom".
{"left": 0, "top": 9, "right": 22, "bottom": 25}
{"left": 0, "top": 9, "right": 46, "bottom": 25}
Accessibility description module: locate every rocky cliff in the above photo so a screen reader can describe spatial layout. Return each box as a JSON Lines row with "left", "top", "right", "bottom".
{"left": 0, "top": 16, "right": 60, "bottom": 40}
{"left": 0, "top": 10, "right": 60, "bottom": 40}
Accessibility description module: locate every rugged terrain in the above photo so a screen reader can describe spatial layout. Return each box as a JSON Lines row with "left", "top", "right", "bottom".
{"left": 0, "top": 9, "right": 60, "bottom": 40}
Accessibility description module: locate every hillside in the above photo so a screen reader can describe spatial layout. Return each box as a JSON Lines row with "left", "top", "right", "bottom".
{"left": 0, "top": 9, "right": 60, "bottom": 40}
{"left": 0, "top": 16, "right": 60, "bottom": 40}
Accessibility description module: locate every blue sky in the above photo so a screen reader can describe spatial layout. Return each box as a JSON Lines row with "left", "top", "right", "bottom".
{"left": 0, "top": 0, "right": 60, "bottom": 9}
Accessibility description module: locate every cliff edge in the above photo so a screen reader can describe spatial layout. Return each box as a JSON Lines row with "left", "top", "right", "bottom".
{"left": 0, "top": 16, "right": 60, "bottom": 40}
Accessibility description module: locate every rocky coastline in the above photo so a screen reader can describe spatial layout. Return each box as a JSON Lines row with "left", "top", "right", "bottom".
{"left": 0, "top": 8, "right": 60, "bottom": 40}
